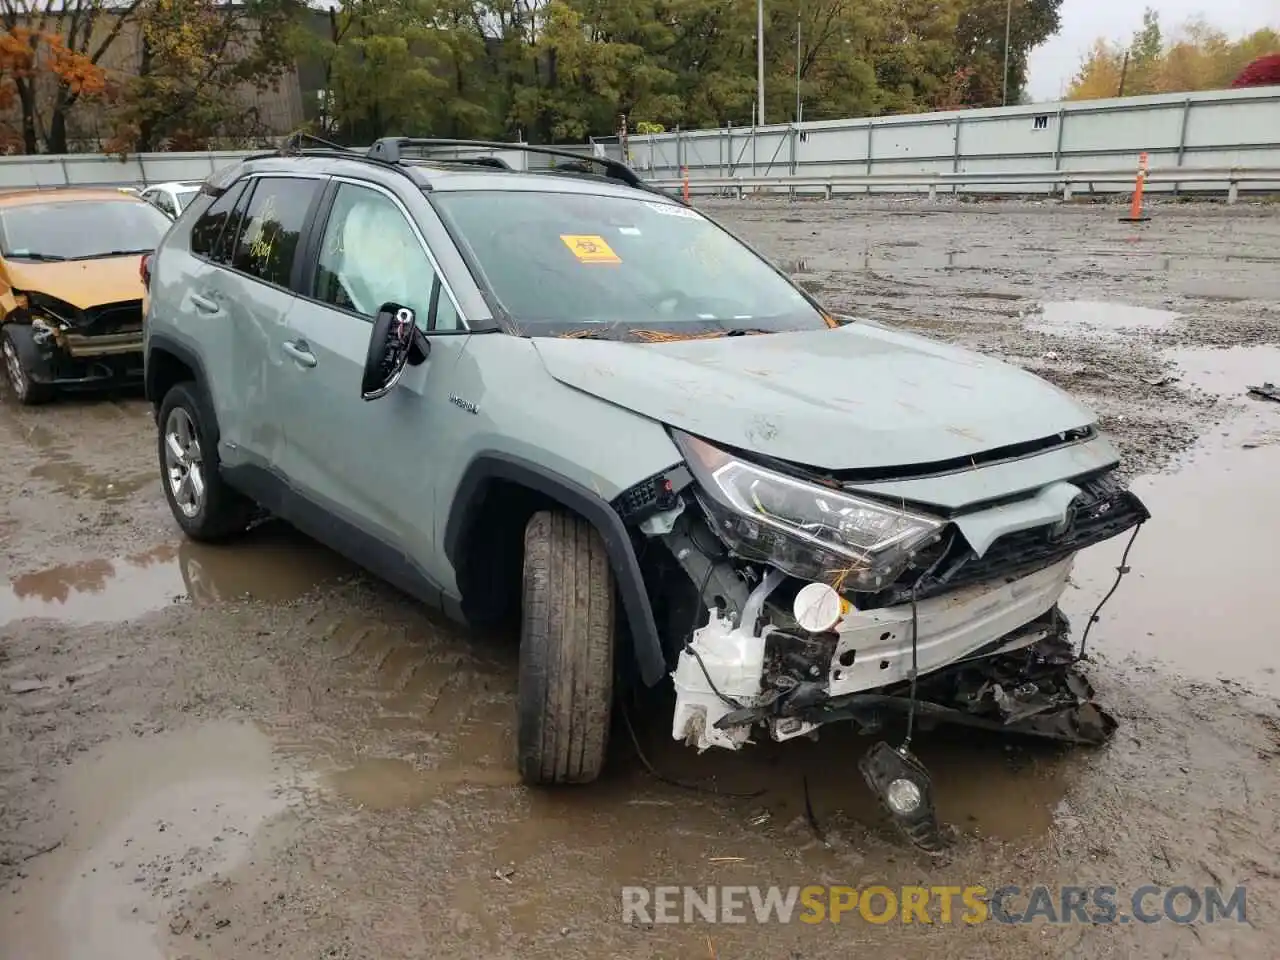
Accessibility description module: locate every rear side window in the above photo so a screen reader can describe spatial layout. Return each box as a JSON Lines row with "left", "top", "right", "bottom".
{"left": 189, "top": 180, "right": 247, "bottom": 259}
{"left": 230, "top": 177, "right": 322, "bottom": 288}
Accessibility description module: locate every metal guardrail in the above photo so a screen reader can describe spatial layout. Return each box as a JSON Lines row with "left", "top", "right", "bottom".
{"left": 1, "top": 159, "right": 1275, "bottom": 204}
{"left": 648, "top": 166, "right": 1280, "bottom": 203}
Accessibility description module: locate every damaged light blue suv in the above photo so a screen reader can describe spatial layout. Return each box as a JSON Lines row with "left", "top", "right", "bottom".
{"left": 142, "top": 137, "right": 1149, "bottom": 850}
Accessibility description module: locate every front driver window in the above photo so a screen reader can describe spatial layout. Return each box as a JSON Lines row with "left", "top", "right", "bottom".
{"left": 314, "top": 184, "right": 436, "bottom": 325}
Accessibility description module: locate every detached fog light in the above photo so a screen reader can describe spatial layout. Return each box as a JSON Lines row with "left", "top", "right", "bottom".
{"left": 885, "top": 777, "right": 922, "bottom": 816}
{"left": 859, "top": 741, "right": 948, "bottom": 853}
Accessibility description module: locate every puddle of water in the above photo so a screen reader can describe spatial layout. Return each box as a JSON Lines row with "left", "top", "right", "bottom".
{"left": 1163, "top": 344, "right": 1280, "bottom": 399}
{"left": 327, "top": 757, "right": 520, "bottom": 810}
{"left": 621, "top": 711, "right": 1068, "bottom": 842}
{"left": 1, "top": 522, "right": 356, "bottom": 627}
{"left": 0, "top": 721, "right": 297, "bottom": 960}
{"left": 1027, "top": 300, "right": 1179, "bottom": 338}
{"left": 0, "top": 410, "right": 154, "bottom": 503}
{"left": 1063, "top": 346, "right": 1280, "bottom": 695}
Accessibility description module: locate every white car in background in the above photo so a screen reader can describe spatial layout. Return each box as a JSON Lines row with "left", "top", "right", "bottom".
{"left": 138, "top": 180, "right": 201, "bottom": 219}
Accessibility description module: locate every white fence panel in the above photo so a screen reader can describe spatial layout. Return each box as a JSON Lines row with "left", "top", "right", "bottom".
{"left": 0, "top": 87, "right": 1273, "bottom": 197}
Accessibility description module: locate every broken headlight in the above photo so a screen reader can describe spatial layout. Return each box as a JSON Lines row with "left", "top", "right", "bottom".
{"left": 672, "top": 430, "right": 944, "bottom": 592}
{"left": 24, "top": 291, "right": 80, "bottom": 327}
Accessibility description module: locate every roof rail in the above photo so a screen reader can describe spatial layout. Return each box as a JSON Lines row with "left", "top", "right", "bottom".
{"left": 366, "top": 137, "right": 659, "bottom": 194}
{"left": 432, "top": 156, "right": 512, "bottom": 170}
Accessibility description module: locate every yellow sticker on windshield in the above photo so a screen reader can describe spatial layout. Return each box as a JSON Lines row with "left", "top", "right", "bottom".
{"left": 561, "top": 234, "right": 621, "bottom": 264}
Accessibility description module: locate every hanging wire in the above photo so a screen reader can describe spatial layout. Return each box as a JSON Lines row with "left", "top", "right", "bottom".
{"left": 1077, "top": 523, "right": 1144, "bottom": 660}
{"left": 902, "top": 588, "right": 922, "bottom": 748}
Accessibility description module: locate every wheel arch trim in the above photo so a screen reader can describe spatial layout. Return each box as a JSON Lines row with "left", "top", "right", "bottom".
{"left": 444, "top": 451, "right": 667, "bottom": 687}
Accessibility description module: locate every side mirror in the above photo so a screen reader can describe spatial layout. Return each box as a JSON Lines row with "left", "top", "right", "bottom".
{"left": 361, "top": 303, "right": 428, "bottom": 401}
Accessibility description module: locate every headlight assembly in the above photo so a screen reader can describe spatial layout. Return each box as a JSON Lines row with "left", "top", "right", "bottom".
{"left": 24, "top": 291, "right": 80, "bottom": 327}
{"left": 672, "top": 429, "right": 944, "bottom": 592}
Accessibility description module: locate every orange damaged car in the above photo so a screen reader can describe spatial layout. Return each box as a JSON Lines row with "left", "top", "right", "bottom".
{"left": 0, "top": 188, "right": 173, "bottom": 404}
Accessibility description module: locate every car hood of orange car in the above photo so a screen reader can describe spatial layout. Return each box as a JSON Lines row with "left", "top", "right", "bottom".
{"left": 6, "top": 256, "right": 145, "bottom": 310}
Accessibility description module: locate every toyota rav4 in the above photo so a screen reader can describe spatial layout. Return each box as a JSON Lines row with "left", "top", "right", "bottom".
{"left": 142, "top": 136, "right": 1149, "bottom": 849}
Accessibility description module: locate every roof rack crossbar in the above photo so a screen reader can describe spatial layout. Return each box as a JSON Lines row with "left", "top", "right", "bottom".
{"left": 366, "top": 137, "right": 650, "bottom": 190}
{"left": 241, "top": 134, "right": 681, "bottom": 203}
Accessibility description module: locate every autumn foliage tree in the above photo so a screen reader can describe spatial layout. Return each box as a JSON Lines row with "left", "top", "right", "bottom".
{"left": 0, "top": 24, "right": 106, "bottom": 153}
{"left": 1, "top": 0, "right": 145, "bottom": 153}
{"left": 1067, "top": 8, "right": 1280, "bottom": 100}
{"left": 106, "top": 0, "right": 300, "bottom": 152}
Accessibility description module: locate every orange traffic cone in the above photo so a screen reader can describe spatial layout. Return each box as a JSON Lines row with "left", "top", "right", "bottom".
{"left": 1119, "top": 152, "right": 1152, "bottom": 223}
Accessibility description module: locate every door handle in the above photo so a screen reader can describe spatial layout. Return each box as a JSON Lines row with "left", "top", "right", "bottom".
{"left": 282, "top": 339, "right": 317, "bottom": 368}
{"left": 189, "top": 293, "right": 220, "bottom": 315}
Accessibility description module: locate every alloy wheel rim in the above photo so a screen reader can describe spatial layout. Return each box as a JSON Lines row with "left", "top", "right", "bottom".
{"left": 3, "top": 340, "right": 26, "bottom": 397}
{"left": 164, "top": 407, "right": 205, "bottom": 518}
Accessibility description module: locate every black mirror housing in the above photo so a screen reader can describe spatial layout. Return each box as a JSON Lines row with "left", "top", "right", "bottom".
{"left": 361, "top": 303, "right": 427, "bottom": 400}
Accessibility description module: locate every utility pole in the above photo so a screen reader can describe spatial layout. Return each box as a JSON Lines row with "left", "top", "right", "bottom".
{"left": 1001, "top": 0, "right": 1012, "bottom": 106}
{"left": 795, "top": 13, "right": 802, "bottom": 122}
{"left": 757, "top": 0, "right": 765, "bottom": 126}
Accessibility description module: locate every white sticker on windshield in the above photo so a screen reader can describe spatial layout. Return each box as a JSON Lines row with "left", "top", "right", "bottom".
{"left": 644, "top": 201, "right": 702, "bottom": 220}
{"left": 618, "top": 226, "right": 641, "bottom": 235}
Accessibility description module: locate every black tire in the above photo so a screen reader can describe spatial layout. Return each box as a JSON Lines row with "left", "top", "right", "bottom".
{"left": 157, "top": 381, "right": 255, "bottom": 542}
{"left": 1, "top": 324, "right": 54, "bottom": 405}
{"left": 517, "top": 509, "right": 616, "bottom": 785}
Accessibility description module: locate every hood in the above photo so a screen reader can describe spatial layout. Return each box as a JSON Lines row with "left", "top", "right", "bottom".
{"left": 532, "top": 324, "right": 1098, "bottom": 472}
{"left": 6, "top": 257, "right": 145, "bottom": 310}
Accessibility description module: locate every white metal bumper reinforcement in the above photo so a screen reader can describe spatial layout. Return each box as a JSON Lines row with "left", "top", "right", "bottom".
{"left": 671, "top": 556, "right": 1075, "bottom": 752}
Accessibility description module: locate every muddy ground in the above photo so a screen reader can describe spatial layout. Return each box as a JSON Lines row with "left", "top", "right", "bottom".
{"left": 3, "top": 199, "right": 1280, "bottom": 959}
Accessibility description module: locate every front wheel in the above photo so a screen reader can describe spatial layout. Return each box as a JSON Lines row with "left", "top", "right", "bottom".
{"left": 517, "top": 509, "right": 616, "bottom": 785}
{"left": 2, "top": 324, "right": 53, "bottom": 405}
{"left": 157, "top": 381, "right": 255, "bottom": 542}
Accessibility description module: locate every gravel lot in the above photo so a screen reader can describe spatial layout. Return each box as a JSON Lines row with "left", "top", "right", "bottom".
{"left": 2, "top": 198, "right": 1279, "bottom": 959}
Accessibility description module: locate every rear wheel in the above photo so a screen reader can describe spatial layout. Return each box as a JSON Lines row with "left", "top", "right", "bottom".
{"left": 517, "top": 509, "right": 616, "bottom": 785}
{"left": 2, "top": 324, "right": 53, "bottom": 405}
{"left": 157, "top": 381, "right": 255, "bottom": 542}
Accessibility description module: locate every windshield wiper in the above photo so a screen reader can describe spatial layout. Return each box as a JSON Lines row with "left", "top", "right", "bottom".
{"left": 5, "top": 252, "right": 68, "bottom": 261}
{"left": 722, "top": 326, "right": 772, "bottom": 337}
{"left": 71, "top": 249, "right": 152, "bottom": 260}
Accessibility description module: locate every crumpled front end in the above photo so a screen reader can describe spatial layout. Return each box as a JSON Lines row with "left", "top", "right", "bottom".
{"left": 615, "top": 424, "right": 1149, "bottom": 847}
{"left": 671, "top": 556, "right": 1080, "bottom": 751}
{"left": 7, "top": 292, "right": 145, "bottom": 388}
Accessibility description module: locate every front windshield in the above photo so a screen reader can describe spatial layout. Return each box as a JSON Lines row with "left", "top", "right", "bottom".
{"left": 430, "top": 190, "right": 828, "bottom": 337}
{"left": 175, "top": 188, "right": 199, "bottom": 211}
{"left": 0, "top": 199, "right": 172, "bottom": 261}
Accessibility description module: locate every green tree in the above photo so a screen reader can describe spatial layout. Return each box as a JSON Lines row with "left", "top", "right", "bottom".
{"left": 953, "top": 0, "right": 1064, "bottom": 107}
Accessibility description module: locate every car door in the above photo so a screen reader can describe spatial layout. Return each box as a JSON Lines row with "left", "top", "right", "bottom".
{"left": 273, "top": 178, "right": 471, "bottom": 576}
{"left": 196, "top": 174, "right": 327, "bottom": 472}
{"left": 179, "top": 179, "right": 253, "bottom": 461}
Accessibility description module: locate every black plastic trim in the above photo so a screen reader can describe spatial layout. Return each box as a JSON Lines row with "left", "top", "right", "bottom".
{"left": 444, "top": 451, "right": 666, "bottom": 687}
{"left": 295, "top": 176, "right": 338, "bottom": 299}
{"left": 144, "top": 332, "right": 211, "bottom": 408}
{"left": 222, "top": 462, "right": 449, "bottom": 613}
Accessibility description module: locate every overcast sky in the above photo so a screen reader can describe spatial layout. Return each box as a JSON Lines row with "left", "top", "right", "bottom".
{"left": 1027, "top": 0, "right": 1279, "bottom": 101}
